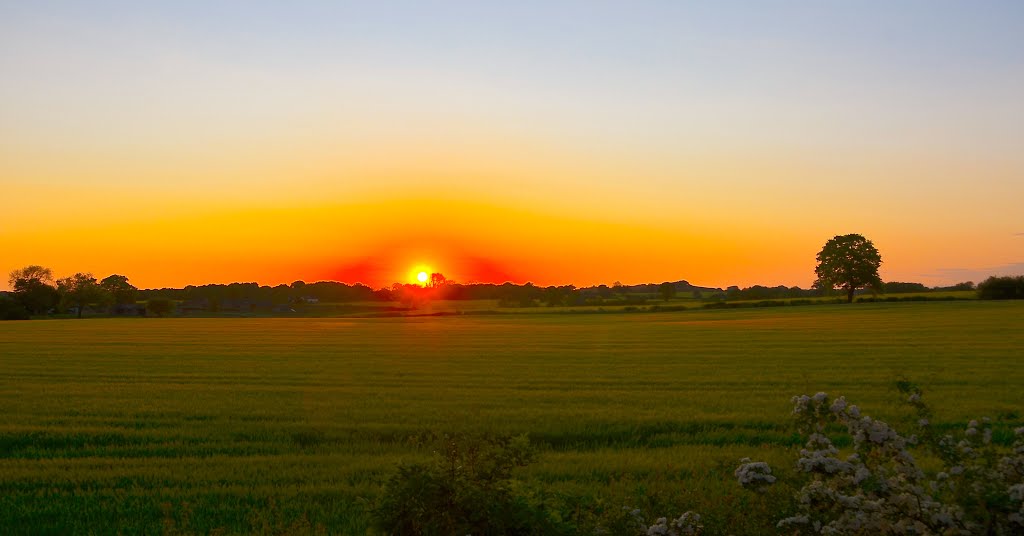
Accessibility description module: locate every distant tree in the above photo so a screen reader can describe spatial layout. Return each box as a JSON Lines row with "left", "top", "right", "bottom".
{"left": 146, "top": 298, "right": 174, "bottom": 317}
{"left": 977, "top": 276, "right": 1024, "bottom": 300}
{"left": 429, "top": 273, "right": 447, "bottom": 289}
{"left": 0, "top": 293, "right": 30, "bottom": 320}
{"left": 8, "top": 265, "right": 59, "bottom": 315}
{"left": 540, "top": 285, "right": 576, "bottom": 307}
{"left": 703, "top": 292, "right": 725, "bottom": 302}
{"left": 8, "top": 265, "right": 53, "bottom": 287}
{"left": 882, "top": 281, "right": 928, "bottom": 294}
{"left": 658, "top": 282, "right": 676, "bottom": 301}
{"left": 99, "top": 274, "right": 137, "bottom": 305}
{"left": 57, "top": 273, "right": 108, "bottom": 318}
{"left": 813, "top": 234, "right": 883, "bottom": 303}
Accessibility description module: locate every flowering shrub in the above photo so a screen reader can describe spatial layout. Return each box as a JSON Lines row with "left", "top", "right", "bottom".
{"left": 735, "top": 458, "right": 777, "bottom": 490}
{"left": 738, "top": 388, "right": 1024, "bottom": 535}
{"left": 603, "top": 507, "right": 704, "bottom": 536}
{"left": 645, "top": 511, "right": 704, "bottom": 535}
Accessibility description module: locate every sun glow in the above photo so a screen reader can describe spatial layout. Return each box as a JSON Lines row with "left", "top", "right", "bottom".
{"left": 407, "top": 263, "right": 434, "bottom": 285}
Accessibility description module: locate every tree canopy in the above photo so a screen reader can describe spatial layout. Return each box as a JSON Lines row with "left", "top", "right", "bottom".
{"left": 813, "top": 234, "right": 883, "bottom": 303}
{"left": 99, "top": 274, "right": 137, "bottom": 305}
{"left": 8, "top": 265, "right": 59, "bottom": 315}
{"left": 56, "top": 273, "right": 107, "bottom": 318}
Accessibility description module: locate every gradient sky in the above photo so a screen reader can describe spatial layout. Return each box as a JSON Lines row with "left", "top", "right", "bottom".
{"left": 2, "top": 1, "right": 1023, "bottom": 290}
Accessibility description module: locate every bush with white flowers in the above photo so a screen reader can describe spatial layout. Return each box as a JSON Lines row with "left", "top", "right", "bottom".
{"left": 738, "top": 386, "right": 1024, "bottom": 535}
{"left": 610, "top": 507, "right": 704, "bottom": 536}
{"left": 645, "top": 512, "right": 703, "bottom": 536}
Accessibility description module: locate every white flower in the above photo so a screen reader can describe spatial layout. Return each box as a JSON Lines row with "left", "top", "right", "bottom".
{"left": 735, "top": 460, "right": 777, "bottom": 488}
{"left": 672, "top": 512, "right": 702, "bottom": 535}
{"left": 830, "top": 397, "right": 848, "bottom": 413}
{"left": 647, "top": 517, "right": 669, "bottom": 535}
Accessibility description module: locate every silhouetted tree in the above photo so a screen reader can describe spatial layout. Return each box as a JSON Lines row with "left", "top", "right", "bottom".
{"left": 57, "top": 273, "right": 107, "bottom": 318}
{"left": 814, "top": 234, "right": 883, "bottom": 303}
{"left": 100, "top": 274, "right": 137, "bottom": 305}
{"left": 8, "top": 265, "right": 59, "bottom": 315}
{"left": 146, "top": 298, "right": 174, "bottom": 317}
{"left": 977, "top": 275, "right": 1024, "bottom": 300}
{"left": 8, "top": 265, "right": 52, "bottom": 286}
{"left": 883, "top": 281, "right": 928, "bottom": 294}
{"left": 658, "top": 282, "right": 676, "bottom": 301}
{"left": 429, "top": 273, "right": 447, "bottom": 289}
{"left": 0, "top": 294, "right": 30, "bottom": 320}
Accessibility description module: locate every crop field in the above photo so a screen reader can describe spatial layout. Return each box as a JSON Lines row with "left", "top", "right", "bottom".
{"left": 1, "top": 301, "right": 1022, "bottom": 534}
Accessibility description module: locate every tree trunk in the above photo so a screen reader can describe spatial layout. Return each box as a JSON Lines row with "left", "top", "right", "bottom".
{"left": 77, "top": 301, "right": 83, "bottom": 318}
{"left": 846, "top": 287, "right": 855, "bottom": 303}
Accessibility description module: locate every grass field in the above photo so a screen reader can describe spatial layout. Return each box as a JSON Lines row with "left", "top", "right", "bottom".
{"left": 1, "top": 301, "right": 1022, "bottom": 534}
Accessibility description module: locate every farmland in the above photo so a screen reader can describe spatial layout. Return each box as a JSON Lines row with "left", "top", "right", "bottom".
{"left": 1, "top": 301, "right": 1022, "bottom": 534}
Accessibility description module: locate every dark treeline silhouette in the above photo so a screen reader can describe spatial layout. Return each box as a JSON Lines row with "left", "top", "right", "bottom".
{"left": 976, "top": 276, "right": 1024, "bottom": 300}
{"left": 0, "top": 262, "right": 994, "bottom": 320}
{"left": 135, "top": 279, "right": 717, "bottom": 310}
{"left": 138, "top": 281, "right": 380, "bottom": 306}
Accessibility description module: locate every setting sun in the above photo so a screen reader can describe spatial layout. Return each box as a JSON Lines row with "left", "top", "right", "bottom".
{"left": 407, "top": 263, "right": 434, "bottom": 285}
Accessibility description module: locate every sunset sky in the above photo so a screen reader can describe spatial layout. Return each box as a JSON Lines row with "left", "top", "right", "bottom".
{"left": 2, "top": 1, "right": 1023, "bottom": 290}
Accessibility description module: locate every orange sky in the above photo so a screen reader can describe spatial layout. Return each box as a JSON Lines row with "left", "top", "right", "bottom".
{"left": 2, "top": 3, "right": 1023, "bottom": 290}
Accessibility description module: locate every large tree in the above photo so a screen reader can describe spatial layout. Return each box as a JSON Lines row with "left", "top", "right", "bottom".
{"left": 100, "top": 274, "right": 138, "bottom": 305}
{"left": 428, "top": 273, "right": 447, "bottom": 289}
{"left": 57, "top": 273, "right": 108, "bottom": 318}
{"left": 814, "top": 234, "right": 883, "bottom": 303}
{"left": 658, "top": 282, "right": 676, "bottom": 301}
{"left": 8, "top": 265, "right": 59, "bottom": 315}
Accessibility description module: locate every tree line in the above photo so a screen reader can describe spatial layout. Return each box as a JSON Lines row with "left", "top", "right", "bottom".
{"left": 1, "top": 269, "right": 990, "bottom": 322}
{"left": 2, "top": 267, "right": 140, "bottom": 320}
{"left": 0, "top": 235, "right": 1005, "bottom": 319}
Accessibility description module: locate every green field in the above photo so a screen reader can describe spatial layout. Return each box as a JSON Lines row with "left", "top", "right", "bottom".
{"left": 1, "top": 301, "right": 1022, "bottom": 534}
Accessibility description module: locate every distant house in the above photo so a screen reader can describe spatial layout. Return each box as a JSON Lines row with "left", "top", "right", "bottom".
{"left": 301, "top": 296, "right": 319, "bottom": 304}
